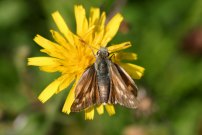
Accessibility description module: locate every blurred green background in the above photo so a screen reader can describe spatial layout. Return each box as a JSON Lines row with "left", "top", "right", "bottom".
{"left": 1, "top": 0, "right": 202, "bottom": 135}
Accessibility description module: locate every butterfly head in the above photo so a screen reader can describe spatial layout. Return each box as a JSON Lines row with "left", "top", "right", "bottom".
{"left": 97, "top": 47, "right": 109, "bottom": 58}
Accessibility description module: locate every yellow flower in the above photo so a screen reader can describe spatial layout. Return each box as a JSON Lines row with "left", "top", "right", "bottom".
{"left": 28, "top": 5, "right": 144, "bottom": 120}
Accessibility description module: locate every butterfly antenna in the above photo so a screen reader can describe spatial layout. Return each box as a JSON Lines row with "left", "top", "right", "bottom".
{"left": 79, "top": 38, "right": 99, "bottom": 56}
{"left": 109, "top": 53, "right": 115, "bottom": 60}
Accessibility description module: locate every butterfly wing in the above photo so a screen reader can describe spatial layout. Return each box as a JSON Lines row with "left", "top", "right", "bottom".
{"left": 115, "top": 64, "right": 138, "bottom": 97}
{"left": 71, "top": 65, "right": 100, "bottom": 112}
{"left": 108, "top": 62, "right": 139, "bottom": 108}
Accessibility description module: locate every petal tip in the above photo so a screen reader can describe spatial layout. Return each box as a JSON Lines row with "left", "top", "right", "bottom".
{"left": 51, "top": 11, "right": 60, "bottom": 16}
{"left": 62, "top": 109, "right": 71, "bottom": 114}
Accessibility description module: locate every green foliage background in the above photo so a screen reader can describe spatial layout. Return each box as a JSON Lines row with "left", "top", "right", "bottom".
{"left": 0, "top": 0, "right": 202, "bottom": 135}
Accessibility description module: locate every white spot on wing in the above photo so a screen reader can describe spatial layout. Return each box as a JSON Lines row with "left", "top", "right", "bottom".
{"left": 119, "top": 83, "right": 125, "bottom": 89}
{"left": 130, "top": 95, "right": 134, "bottom": 99}
{"left": 77, "top": 104, "right": 82, "bottom": 107}
{"left": 129, "top": 100, "right": 134, "bottom": 104}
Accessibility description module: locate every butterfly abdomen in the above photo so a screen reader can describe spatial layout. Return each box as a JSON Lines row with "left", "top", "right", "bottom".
{"left": 96, "top": 59, "right": 110, "bottom": 103}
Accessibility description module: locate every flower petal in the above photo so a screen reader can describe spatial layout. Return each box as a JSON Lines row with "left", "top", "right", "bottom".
{"left": 99, "top": 12, "right": 106, "bottom": 29}
{"left": 101, "top": 13, "right": 123, "bottom": 46}
{"left": 96, "top": 104, "right": 104, "bottom": 115}
{"left": 89, "top": 7, "right": 100, "bottom": 27}
{"left": 38, "top": 75, "right": 65, "bottom": 103}
{"left": 81, "top": 25, "right": 96, "bottom": 44}
{"left": 62, "top": 74, "right": 81, "bottom": 114}
{"left": 119, "top": 63, "right": 145, "bottom": 79}
{"left": 28, "top": 57, "right": 60, "bottom": 66}
{"left": 34, "top": 35, "right": 65, "bottom": 58}
{"left": 93, "top": 30, "right": 104, "bottom": 48}
{"left": 85, "top": 107, "right": 95, "bottom": 120}
{"left": 92, "top": 12, "right": 106, "bottom": 48}
{"left": 56, "top": 74, "right": 75, "bottom": 94}
{"left": 74, "top": 5, "right": 88, "bottom": 36}
{"left": 108, "top": 41, "right": 131, "bottom": 53}
{"left": 39, "top": 66, "right": 63, "bottom": 72}
{"left": 105, "top": 104, "right": 115, "bottom": 116}
{"left": 52, "top": 11, "right": 74, "bottom": 45}
{"left": 112, "top": 52, "right": 137, "bottom": 62}
{"left": 34, "top": 34, "right": 58, "bottom": 50}
{"left": 50, "top": 30, "right": 74, "bottom": 50}
{"left": 62, "top": 81, "right": 76, "bottom": 114}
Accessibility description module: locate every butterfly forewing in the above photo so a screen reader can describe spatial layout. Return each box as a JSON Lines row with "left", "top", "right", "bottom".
{"left": 109, "top": 62, "right": 139, "bottom": 108}
{"left": 71, "top": 65, "right": 99, "bottom": 112}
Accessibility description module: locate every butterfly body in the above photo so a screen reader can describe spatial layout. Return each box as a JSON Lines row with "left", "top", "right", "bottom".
{"left": 71, "top": 47, "right": 139, "bottom": 112}
{"left": 95, "top": 48, "right": 111, "bottom": 103}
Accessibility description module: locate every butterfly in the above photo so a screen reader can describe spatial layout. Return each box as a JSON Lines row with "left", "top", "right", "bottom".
{"left": 71, "top": 47, "right": 139, "bottom": 112}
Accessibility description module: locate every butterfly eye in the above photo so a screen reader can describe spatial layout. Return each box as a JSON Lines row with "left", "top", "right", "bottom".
{"left": 106, "top": 52, "right": 109, "bottom": 56}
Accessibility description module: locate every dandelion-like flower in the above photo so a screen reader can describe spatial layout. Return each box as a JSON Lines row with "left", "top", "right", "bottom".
{"left": 28, "top": 5, "right": 144, "bottom": 120}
